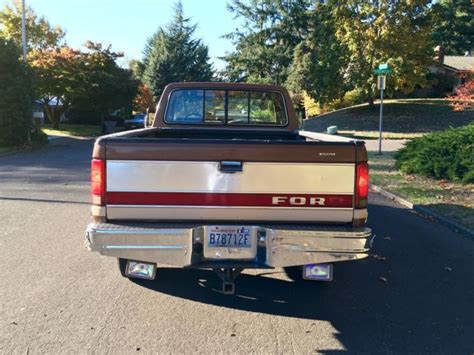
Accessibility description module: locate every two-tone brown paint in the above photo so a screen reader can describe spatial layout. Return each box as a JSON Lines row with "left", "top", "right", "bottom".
{"left": 93, "top": 82, "right": 367, "bottom": 164}
{"left": 100, "top": 139, "right": 366, "bottom": 164}
{"left": 90, "top": 82, "right": 369, "bottom": 225}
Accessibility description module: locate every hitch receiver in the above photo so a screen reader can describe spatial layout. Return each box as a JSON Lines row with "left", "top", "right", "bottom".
{"left": 214, "top": 268, "right": 243, "bottom": 295}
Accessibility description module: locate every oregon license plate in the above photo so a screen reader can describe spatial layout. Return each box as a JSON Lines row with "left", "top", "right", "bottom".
{"left": 207, "top": 226, "right": 252, "bottom": 248}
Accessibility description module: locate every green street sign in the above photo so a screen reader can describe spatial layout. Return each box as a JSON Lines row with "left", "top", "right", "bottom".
{"left": 374, "top": 68, "right": 393, "bottom": 75}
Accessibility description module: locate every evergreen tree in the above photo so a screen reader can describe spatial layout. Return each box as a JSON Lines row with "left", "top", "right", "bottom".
{"left": 225, "top": 1, "right": 433, "bottom": 109}
{"left": 222, "top": 0, "right": 311, "bottom": 84}
{"left": 142, "top": 1, "right": 213, "bottom": 101}
{"left": 431, "top": 0, "right": 474, "bottom": 55}
{"left": 288, "top": 3, "right": 348, "bottom": 108}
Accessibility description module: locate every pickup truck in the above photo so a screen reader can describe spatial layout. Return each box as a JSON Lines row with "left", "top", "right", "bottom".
{"left": 85, "top": 82, "right": 372, "bottom": 294}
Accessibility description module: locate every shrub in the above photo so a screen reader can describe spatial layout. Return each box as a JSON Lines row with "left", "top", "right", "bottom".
{"left": 395, "top": 124, "right": 474, "bottom": 183}
{"left": 449, "top": 76, "right": 473, "bottom": 112}
{"left": 0, "top": 39, "right": 33, "bottom": 146}
{"left": 30, "top": 130, "right": 49, "bottom": 145}
{"left": 330, "top": 88, "right": 366, "bottom": 110}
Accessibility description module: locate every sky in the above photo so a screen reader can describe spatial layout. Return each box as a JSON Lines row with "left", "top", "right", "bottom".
{"left": 1, "top": 0, "right": 243, "bottom": 70}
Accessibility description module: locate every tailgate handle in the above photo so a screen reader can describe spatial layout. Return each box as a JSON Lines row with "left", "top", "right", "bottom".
{"left": 219, "top": 161, "right": 243, "bottom": 173}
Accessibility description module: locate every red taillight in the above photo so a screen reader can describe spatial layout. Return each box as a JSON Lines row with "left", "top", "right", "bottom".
{"left": 91, "top": 159, "right": 105, "bottom": 206}
{"left": 355, "top": 162, "right": 369, "bottom": 209}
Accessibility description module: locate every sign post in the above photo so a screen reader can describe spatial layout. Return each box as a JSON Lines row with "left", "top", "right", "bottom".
{"left": 377, "top": 75, "right": 385, "bottom": 154}
{"left": 373, "top": 64, "right": 392, "bottom": 155}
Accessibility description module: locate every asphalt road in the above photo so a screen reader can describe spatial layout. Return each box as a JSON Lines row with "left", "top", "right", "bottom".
{"left": 0, "top": 137, "right": 472, "bottom": 354}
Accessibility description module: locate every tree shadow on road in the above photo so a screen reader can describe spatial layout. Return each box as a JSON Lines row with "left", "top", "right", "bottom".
{"left": 130, "top": 202, "right": 473, "bottom": 353}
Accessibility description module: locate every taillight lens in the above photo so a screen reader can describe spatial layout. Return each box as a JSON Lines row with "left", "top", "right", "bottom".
{"left": 91, "top": 159, "right": 105, "bottom": 206}
{"left": 355, "top": 162, "right": 369, "bottom": 208}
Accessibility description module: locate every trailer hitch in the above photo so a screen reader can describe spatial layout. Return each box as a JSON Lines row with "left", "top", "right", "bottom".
{"left": 213, "top": 268, "right": 243, "bottom": 295}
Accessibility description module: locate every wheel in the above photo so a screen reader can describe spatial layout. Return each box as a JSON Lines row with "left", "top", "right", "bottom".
{"left": 117, "top": 258, "right": 128, "bottom": 278}
{"left": 283, "top": 266, "right": 304, "bottom": 281}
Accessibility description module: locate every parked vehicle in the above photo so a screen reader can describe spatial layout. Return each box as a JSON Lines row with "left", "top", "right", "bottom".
{"left": 123, "top": 113, "right": 146, "bottom": 130}
{"left": 85, "top": 82, "right": 372, "bottom": 294}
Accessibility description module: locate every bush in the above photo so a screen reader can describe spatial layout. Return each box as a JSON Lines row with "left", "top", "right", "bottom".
{"left": 0, "top": 39, "right": 34, "bottom": 146}
{"left": 449, "top": 76, "right": 474, "bottom": 112}
{"left": 330, "top": 88, "right": 366, "bottom": 111}
{"left": 395, "top": 124, "right": 474, "bottom": 183}
{"left": 30, "top": 130, "right": 49, "bottom": 145}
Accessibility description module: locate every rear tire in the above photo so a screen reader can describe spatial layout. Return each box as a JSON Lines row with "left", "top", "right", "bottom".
{"left": 117, "top": 258, "right": 128, "bottom": 278}
{"left": 283, "top": 266, "right": 304, "bottom": 281}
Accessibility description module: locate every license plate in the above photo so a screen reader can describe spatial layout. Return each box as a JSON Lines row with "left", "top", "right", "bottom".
{"left": 204, "top": 226, "right": 256, "bottom": 260}
{"left": 207, "top": 226, "right": 251, "bottom": 248}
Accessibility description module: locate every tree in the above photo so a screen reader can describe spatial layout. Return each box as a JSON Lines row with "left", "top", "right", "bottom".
{"left": 142, "top": 1, "right": 213, "bottom": 101}
{"left": 0, "top": 3, "right": 65, "bottom": 50}
{"left": 29, "top": 42, "right": 138, "bottom": 128}
{"left": 133, "top": 84, "right": 154, "bottom": 112}
{"left": 332, "top": 0, "right": 433, "bottom": 106}
{"left": 288, "top": 3, "right": 348, "bottom": 108}
{"left": 0, "top": 39, "right": 33, "bottom": 146}
{"left": 222, "top": 0, "right": 311, "bottom": 84}
{"left": 73, "top": 41, "right": 139, "bottom": 124}
{"left": 450, "top": 72, "right": 474, "bottom": 111}
{"left": 431, "top": 0, "right": 474, "bottom": 55}
{"left": 129, "top": 59, "right": 145, "bottom": 81}
{"left": 28, "top": 46, "right": 81, "bottom": 129}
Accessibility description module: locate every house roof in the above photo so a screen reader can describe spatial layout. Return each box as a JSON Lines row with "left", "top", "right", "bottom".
{"left": 443, "top": 56, "right": 474, "bottom": 71}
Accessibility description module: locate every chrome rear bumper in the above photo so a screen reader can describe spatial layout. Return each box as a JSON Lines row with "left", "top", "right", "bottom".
{"left": 85, "top": 223, "right": 373, "bottom": 268}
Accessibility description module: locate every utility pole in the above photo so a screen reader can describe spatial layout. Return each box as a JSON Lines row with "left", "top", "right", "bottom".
{"left": 21, "top": 0, "right": 31, "bottom": 143}
{"left": 21, "top": 0, "right": 27, "bottom": 62}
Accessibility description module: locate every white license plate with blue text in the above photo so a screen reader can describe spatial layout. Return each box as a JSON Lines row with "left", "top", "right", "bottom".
{"left": 204, "top": 226, "right": 256, "bottom": 259}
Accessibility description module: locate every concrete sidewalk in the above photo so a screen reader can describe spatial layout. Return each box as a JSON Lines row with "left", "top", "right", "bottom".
{"left": 363, "top": 139, "right": 408, "bottom": 152}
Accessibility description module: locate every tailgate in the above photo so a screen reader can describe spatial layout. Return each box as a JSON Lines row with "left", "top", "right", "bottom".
{"left": 104, "top": 139, "right": 360, "bottom": 223}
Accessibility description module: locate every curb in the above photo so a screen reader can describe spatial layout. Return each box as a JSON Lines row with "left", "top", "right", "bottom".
{"left": 370, "top": 184, "right": 474, "bottom": 238}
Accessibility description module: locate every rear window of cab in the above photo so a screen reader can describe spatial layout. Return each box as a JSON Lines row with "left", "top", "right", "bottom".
{"left": 164, "top": 89, "right": 287, "bottom": 126}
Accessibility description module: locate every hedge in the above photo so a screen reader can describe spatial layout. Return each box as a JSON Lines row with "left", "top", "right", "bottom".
{"left": 395, "top": 124, "right": 474, "bottom": 183}
{"left": 0, "top": 39, "right": 33, "bottom": 146}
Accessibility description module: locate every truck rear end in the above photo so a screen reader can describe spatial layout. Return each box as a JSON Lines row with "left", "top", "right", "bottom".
{"left": 85, "top": 83, "right": 372, "bottom": 294}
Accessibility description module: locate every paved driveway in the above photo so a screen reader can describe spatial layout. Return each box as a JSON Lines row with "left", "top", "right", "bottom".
{"left": 0, "top": 138, "right": 472, "bottom": 353}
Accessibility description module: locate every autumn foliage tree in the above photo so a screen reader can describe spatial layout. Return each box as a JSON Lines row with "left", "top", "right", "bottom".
{"left": 133, "top": 84, "right": 154, "bottom": 112}
{"left": 225, "top": 0, "right": 434, "bottom": 110}
{"left": 28, "top": 42, "right": 138, "bottom": 129}
{"left": 331, "top": 1, "right": 433, "bottom": 106}
{"left": 0, "top": 2, "right": 65, "bottom": 50}
{"left": 28, "top": 47, "right": 81, "bottom": 129}
{"left": 450, "top": 74, "right": 474, "bottom": 111}
{"left": 2, "top": 4, "right": 137, "bottom": 129}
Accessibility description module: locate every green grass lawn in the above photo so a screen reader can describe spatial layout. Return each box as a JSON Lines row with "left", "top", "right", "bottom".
{"left": 304, "top": 99, "right": 474, "bottom": 139}
{"left": 369, "top": 152, "right": 474, "bottom": 230}
{"left": 0, "top": 146, "right": 21, "bottom": 155}
{"left": 42, "top": 124, "right": 102, "bottom": 138}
